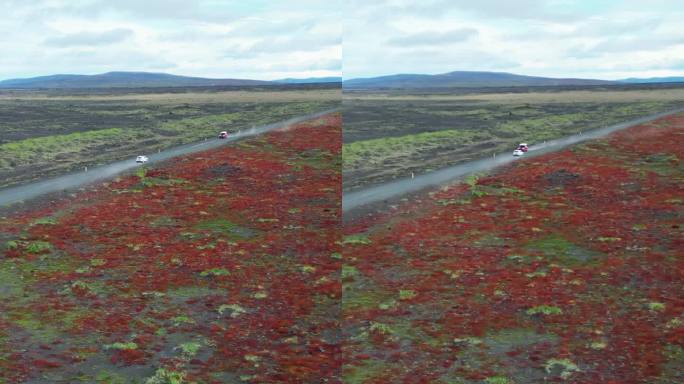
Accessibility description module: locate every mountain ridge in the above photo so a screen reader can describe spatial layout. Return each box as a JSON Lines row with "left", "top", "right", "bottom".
{"left": 274, "top": 77, "right": 342, "bottom": 84}
{"left": 0, "top": 71, "right": 271, "bottom": 88}
{"left": 343, "top": 71, "right": 616, "bottom": 89}
{"left": 618, "top": 76, "right": 684, "bottom": 84}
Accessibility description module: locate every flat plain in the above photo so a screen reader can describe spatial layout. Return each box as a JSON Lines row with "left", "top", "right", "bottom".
{"left": 343, "top": 112, "right": 684, "bottom": 383}
{"left": 0, "top": 85, "right": 340, "bottom": 189}
{"left": 343, "top": 85, "right": 684, "bottom": 191}
{"left": 0, "top": 113, "right": 342, "bottom": 383}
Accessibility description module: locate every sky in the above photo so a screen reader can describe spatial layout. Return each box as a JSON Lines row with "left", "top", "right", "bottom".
{"left": 344, "top": 0, "right": 684, "bottom": 80}
{"left": 0, "top": 0, "right": 341, "bottom": 81}
{"left": 1, "top": 1, "right": 682, "bottom": 82}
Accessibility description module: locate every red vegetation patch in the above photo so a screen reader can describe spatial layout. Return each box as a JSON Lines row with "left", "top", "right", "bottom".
{"left": 0, "top": 113, "right": 342, "bottom": 383}
{"left": 343, "top": 113, "right": 684, "bottom": 383}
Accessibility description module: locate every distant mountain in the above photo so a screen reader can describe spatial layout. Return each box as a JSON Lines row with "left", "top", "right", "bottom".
{"left": 344, "top": 71, "right": 616, "bottom": 89}
{"left": 274, "top": 77, "right": 342, "bottom": 84}
{"left": 618, "top": 77, "right": 684, "bottom": 84}
{"left": 0, "top": 71, "right": 272, "bottom": 88}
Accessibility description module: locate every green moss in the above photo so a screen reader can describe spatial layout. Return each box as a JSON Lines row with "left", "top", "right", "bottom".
{"left": 526, "top": 305, "right": 563, "bottom": 316}
{"left": 199, "top": 268, "right": 230, "bottom": 277}
{"left": 90, "top": 258, "right": 106, "bottom": 266}
{"left": 378, "top": 298, "right": 398, "bottom": 310}
{"left": 589, "top": 341, "right": 607, "bottom": 350}
{"left": 544, "top": 358, "right": 580, "bottom": 379}
{"left": 166, "top": 286, "right": 227, "bottom": 300}
{"left": 342, "top": 234, "right": 371, "bottom": 245}
{"left": 635, "top": 153, "right": 680, "bottom": 176}
{"left": 344, "top": 360, "right": 391, "bottom": 384}
{"left": 474, "top": 234, "right": 506, "bottom": 247}
{"left": 171, "top": 316, "right": 195, "bottom": 326}
{"left": 0, "top": 261, "right": 26, "bottom": 297}
{"left": 217, "top": 304, "right": 247, "bottom": 317}
{"left": 33, "top": 216, "right": 57, "bottom": 225}
{"left": 194, "top": 218, "right": 258, "bottom": 239}
{"left": 145, "top": 368, "right": 186, "bottom": 384}
{"left": 399, "top": 289, "right": 417, "bottom": 300}
{"left": 342, "top": 265, "right": 359, "bottom": 279}
{"left": 18, "top": 251, "right": 81, "bottom": 277}
{"left": 95, "top": 370, "right": 127, "bottom": 384}
{"left": 453, "top": 337, "right": 483, "bottom": 346}
{"left": 526, "top": 234, "right": 603, "bottom": 265}
{"left": 596, "top": 236, "right": 621, "bottom": 242}
{"left": 658, "top": 344, "right": 684, "bottom": 380}
{"left": 244, "top": 354, "right": 260, "bottom": 363}
{"left": 149, "top": 216, "right": 179, "bottom": 227}
{"left": 485, "top": 377, "right": 512, "bottom": 384}
{"left": 26, "top": 240, "right": 52, "bottom": 254}
{"left": 14, "top": 315, "right": 62, "bottom": 343}
{"left": 648, "top": 302, "right": 666, "bottom": 312}
{"left": 104, "top": 342, "right": 138, "bottom": 350}
{"left": 369, "top": 322, "right": 393, "bottom": 334}
{"left": 343, "top": 287, "right": 388, "bottom": 312}
{"left": 178, "top": 341, "right": 202, "bottom": 357}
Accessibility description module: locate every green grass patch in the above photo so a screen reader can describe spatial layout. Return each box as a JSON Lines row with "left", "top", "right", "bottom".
{"left": 526, "top": 305, "right": 563, "bottom": 316}
{"left": 526, "top": 234, "right": 604, "bottom": 265}
{"left": 0, "top": 128, "right": 134, "bottom": 167}
{"left": 342, "top": 234, "right": 371, "bottom": 245}
{"left": 193, "top": 218, "right": 258, "bottom": 239}
{"left": 344, "top": 129, "right": 481, "bottom": 169}
{"left": 25, "top": 241, "right": 52, "bottom": 254}
{"left": 104, "top": 342, "right": 138, "bottom": 350}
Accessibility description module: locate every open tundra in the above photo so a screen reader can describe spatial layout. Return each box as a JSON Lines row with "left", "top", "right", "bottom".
{"left": 343, "top": 85, "right": 684, "bottom": 191}
{"left": 0, "top": 85, "right": 340, "bottom": 189}
{"left": 342, "top": 113, "right": 684, "bottom": 383}
{"left": 0, "top": 114, "right": 341, "bottom": 383}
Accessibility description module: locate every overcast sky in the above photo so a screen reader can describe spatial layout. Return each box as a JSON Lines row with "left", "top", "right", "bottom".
{"left": 2, "top": 1, "right": 682, "bottom": 81}
{"left": 0, "top": 0, "right": 341, "bottom": 81}
{"left": 344, "top": 0, "right": 684, "bottom": 80}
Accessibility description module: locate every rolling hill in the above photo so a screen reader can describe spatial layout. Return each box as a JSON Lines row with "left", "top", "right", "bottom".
{"left": 274, "top": 77, "right": 342, "bottom": 84}
{"left": 618, "top": 76, "right": 684, "bottom": 84}
{"left": 0, "top": 71, "right": 272, "bottom": 88}
{"left": 343, "top": 71, "right": 616, "bottom": 89}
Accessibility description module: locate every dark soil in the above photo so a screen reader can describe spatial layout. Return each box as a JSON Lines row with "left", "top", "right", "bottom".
{"left": 543, "top": 169, "right": 580, "bottom": 186}
{"left": 204, "top": 163, "right": 242, "bottom": 178}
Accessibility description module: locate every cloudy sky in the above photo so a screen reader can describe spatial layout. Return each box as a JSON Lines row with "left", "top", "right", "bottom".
{"left": 344, "top": 0, "right": 684, "bottom": 80}
{"left": 2, "top": 1, "right": 682, "bottom": 82}
{"left": 0, "top": 0, "right": 341, "bottom": 81}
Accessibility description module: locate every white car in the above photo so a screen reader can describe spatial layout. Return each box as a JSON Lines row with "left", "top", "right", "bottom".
{"left": 513, "top": 149, "right": 524, "bottom": 157}
{"left": 136, "top": 155, "right": 149, "bottom": 163}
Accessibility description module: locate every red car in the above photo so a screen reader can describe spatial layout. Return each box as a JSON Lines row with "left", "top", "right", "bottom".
{"left": 218, "top": 131, "right": 229, "bottom": 139}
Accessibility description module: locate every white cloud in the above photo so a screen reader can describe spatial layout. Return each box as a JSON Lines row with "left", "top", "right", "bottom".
{"left": 387, "top": 28, "right": 478, "bottom": 46}
{"left": 44, "top": 28, "right": 134, "bottom": 47}
{"left": 0, "top": 0, "right": 341, "bottom": 80}
{"left": 343, "top": 0, "right": 684, "bottom": 80}
{"left": 2, "top": 1, "right": 681, "bottom": 81}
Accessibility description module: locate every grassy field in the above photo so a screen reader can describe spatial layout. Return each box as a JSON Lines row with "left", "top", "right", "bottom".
{"left": 0, "top": 114, "right": 341, "bottom": 382}
{"left": 0, "top": 86, "right": 340, "bottom": 188}
{"left": 343, "top": 113, "right": 684, "bottom": 383}
{"left": 343, "top": 86, "right": 684, "bottom": 190}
